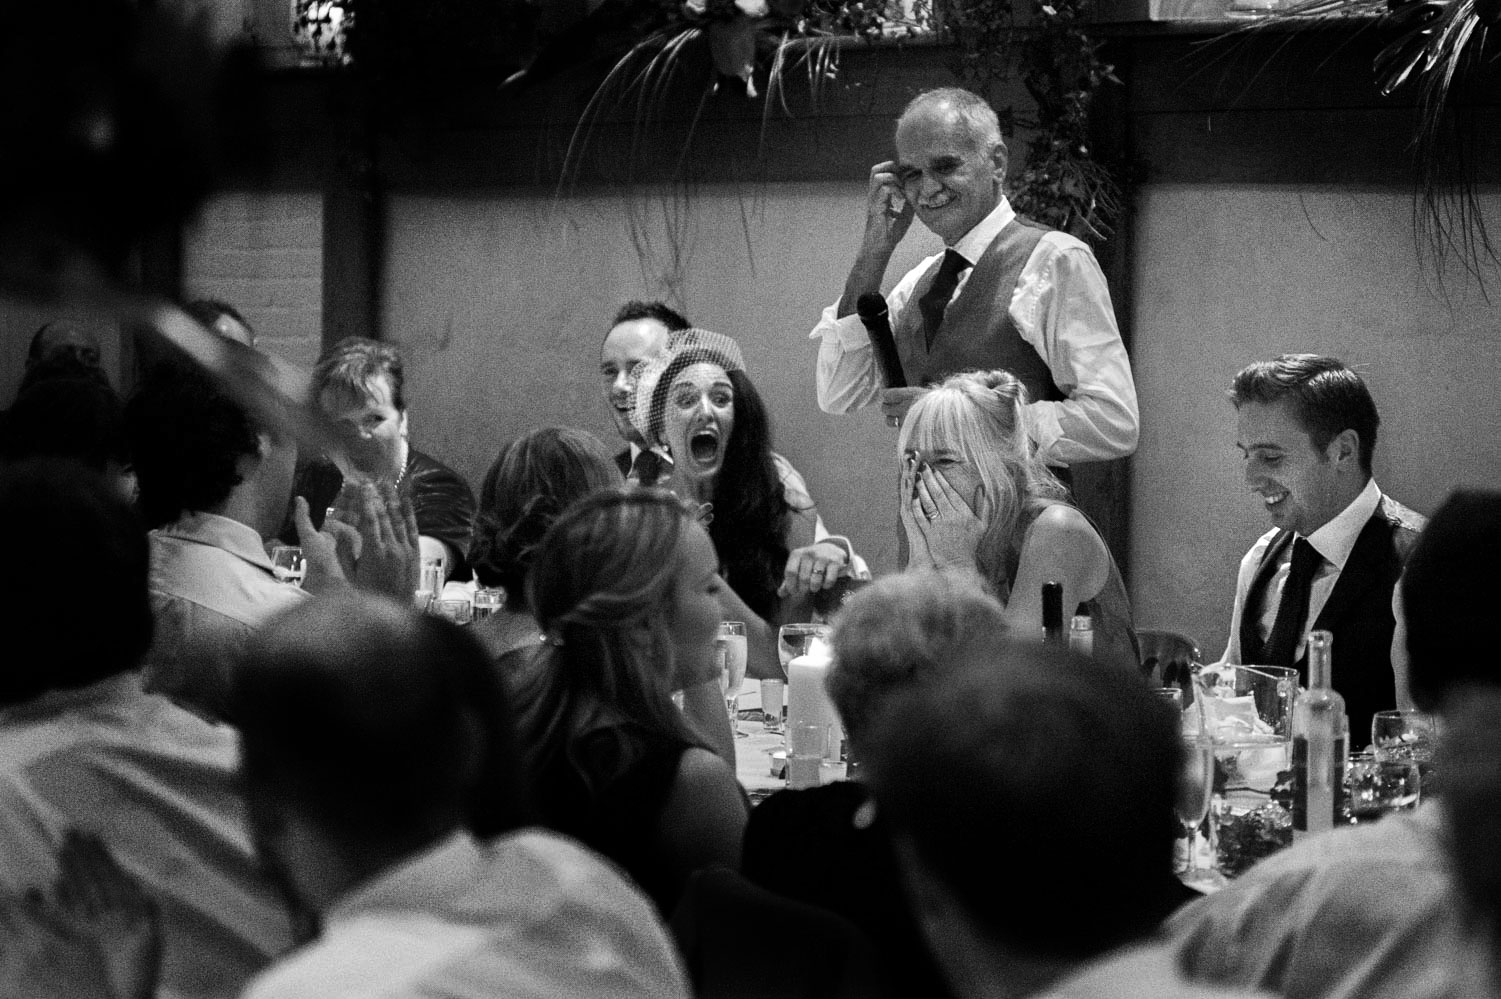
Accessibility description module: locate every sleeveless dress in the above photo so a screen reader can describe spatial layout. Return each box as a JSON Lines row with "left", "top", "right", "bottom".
{"left": 1002, "top": 500, "right": 1141, "bottom": 674}
{"left": 511, "top": 665, "right": 696, "bottom": 916}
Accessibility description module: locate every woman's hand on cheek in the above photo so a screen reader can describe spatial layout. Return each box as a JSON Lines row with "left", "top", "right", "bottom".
{"left": 899, "top": 454, "right": 934, "bottom": 569}
{"left": 916, "top": 464, "right": 985, "bottom": 571}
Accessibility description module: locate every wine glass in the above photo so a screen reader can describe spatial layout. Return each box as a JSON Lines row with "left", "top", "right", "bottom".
{"left": 270, "top": 546, "right": 305, "bottom": 587}
{"left": 1176, "top": 694, "right": 1221, "bottom": 886}
{"left": 777, "top": 623, "right": 831, "bottom": 676}
{"left": 718, "top": 622, "right": 748, "bottom": 736}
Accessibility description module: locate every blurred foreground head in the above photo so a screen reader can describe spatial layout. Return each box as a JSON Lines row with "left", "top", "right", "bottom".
{"left": 1400, "top": 489, "right": 1501, "bottom": 712}
{"left": 827, "top": 569, "right": 1005, "bottom": 754}
{"left": 862, "top": 639, "right": 1181, "bottom": 975}
{"left": 0, "top": 0, "right": 261, "bottom": 299}
{"left": 1443, "top": 689, "right": 1501, "bottom": 963}
{"left": 235, "top": 594, "right": 526, "bottom": 904}
{"left": 0, "top": 458, "right": 150, "bottom": 705}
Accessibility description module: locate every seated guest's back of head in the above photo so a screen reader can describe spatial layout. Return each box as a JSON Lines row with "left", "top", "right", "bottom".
{"left": 127, "top": 347, "right": 289, "bottom": 532}
{"left": 0, "top": 458, "right": 151, "bottom": 704}
{"left": 862, "top": 638, "right": 1184, "bottom": 995}
{"left": 0, "top": 378, "right": 134, "bottom": 502}
{"left": 742, "top": 570, "right": 1006, "bottom": 999}
{"left": 233, "top": 592, "right": 690, "bottom": 999}
{"left": 471, "top": 426, "right": 621, "bottom": 610}
{"left": 518, "top": 488, "right": 748, "bottom": 914}
{"left": 236, "top": 593, "right": 527, "bottom": 862}
{"left": 1401, "top": 489, "right": 1501, "bottom": 712}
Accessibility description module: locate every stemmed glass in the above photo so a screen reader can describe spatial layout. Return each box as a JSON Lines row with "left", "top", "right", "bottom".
{"left": 718, "top": 622, "right": 748, "bottom": 737}
{"left": 777, "top": 623, "right": 831, "bottom": 676}
{"left": 270, "top": 546, "right": 305, "bottom": 587}
{"left": 1166, "top": 687, "right": 1219, "bottom": 885}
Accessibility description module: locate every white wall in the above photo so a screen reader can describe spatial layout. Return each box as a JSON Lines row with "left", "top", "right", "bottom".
{"left": 1129, "top": 183, "right": 1501, "bottom": 658}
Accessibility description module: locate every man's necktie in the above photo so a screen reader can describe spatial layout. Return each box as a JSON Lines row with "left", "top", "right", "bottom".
{"left": 630, "top": 449, "right": 664, "bottom": 487}
{"left": 1259, "top": 537, "right": 1322, "bottom": 669}
{"left": 916, "top": 248, "right": 971, "bottom": 350}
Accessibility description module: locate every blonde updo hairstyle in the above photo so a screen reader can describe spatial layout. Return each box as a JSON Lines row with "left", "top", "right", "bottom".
{"left": 899, "top": 369, "right": 1067, "bottom": 584}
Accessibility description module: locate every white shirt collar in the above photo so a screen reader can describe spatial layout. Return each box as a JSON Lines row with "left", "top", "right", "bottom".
{"left": 950, "top": 196, "right": 1015, "bottom": 263}
{"left": 155, "top": 511, "right": 275, "bottom": 573}
{"left": 1305, "top": 478, "right": 1382, "bottom": 571}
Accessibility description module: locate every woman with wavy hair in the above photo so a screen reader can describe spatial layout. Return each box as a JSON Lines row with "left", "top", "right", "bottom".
{"left": 899, "top": 368, "right": 1139, "bottom": 672}
{"left": 511, "top": 489, "right": 748, "bottom": 915}
{"left": 630, "top": 330, "right": 850, "bottom": 680}
{"left": 468, "top": 426, "right": 622, "bottom": 669}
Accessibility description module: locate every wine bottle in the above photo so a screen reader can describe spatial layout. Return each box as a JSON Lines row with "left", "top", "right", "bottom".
{"left": 1042, "top": 581, "right": 1064, "bottom": 646}
{"left": 1291, "top": 630, "right": 1346, "bottom": 841}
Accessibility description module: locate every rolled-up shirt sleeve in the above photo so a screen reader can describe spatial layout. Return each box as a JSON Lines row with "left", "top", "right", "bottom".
{"left": 1015, "top": 235, "right": 1140, "bottom": 466}
{"left": 810, "top": 262, "right": 930, "bottom": 415}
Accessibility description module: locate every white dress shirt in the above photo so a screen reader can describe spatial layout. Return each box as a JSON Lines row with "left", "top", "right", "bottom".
{"left": 242, "top": 829, "right": 690, "bottom": 999}
{"left": 1220, "top": 479, "right": 1384, "bottom": 665}
{"left": 0, "top": 674, "right": 290, "bottom": 999}
{"left": 144, "top": 511, "right": 309, "bottom": 718}
{"left": 810, "top": 197, "right": 1140, "bottom": 466}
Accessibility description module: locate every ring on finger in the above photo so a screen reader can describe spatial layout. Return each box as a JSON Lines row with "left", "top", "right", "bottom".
{"left": 925, "top": 512, "right": 938, "bottom": 521}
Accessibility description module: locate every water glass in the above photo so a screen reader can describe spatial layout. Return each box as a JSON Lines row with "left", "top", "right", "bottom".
{"left": 1372, "top": 709, "right": 1438, "bottom": 796}
{"left": 429, "top": 598, "right": 473, "bottom": 625}
{"left": 472, "top": 587, "right": 505, "bottom": 621}
{"left": 760, "top": 678, "right": 785, "bottom": 734}
{"left": 270, "top": 546, "right": 306, "bottom": 587}
{"left": 777, "top": 623, "right": 831, "bottom": 676}
{"left": 1197, "top": 664, "right": 1299, "bottom": 879}
{"left": 1344, "top": 751, "right": 1420, "bottom": 823}
{"left": 787, "top": 721, "right": 828, "bottom": 790}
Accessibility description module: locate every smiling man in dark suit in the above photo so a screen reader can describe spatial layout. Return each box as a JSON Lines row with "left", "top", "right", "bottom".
{"left": 1220, "top": 354, "right": 1425, "bottom": 746}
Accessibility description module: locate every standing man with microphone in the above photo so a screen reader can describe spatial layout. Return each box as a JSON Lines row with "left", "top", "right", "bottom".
{"left": 809, "top": 87, "right": 1138, "bottom": 472}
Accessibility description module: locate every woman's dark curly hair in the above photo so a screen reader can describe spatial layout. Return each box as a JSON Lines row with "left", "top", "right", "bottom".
{"left": 469, "top": 427, "right": 622, "bottom": 607}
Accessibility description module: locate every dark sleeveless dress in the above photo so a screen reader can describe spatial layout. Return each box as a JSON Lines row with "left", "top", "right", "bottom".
{"left": 512, "top": 664, "right": 695, "bottom": 916}
{"left": 1003, "top": 500, "right": 1140, "bottom": 673}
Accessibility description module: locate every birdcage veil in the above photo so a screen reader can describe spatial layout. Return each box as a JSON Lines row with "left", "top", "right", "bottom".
{"left": 628, "top": 329, "right": 746, "bottom": 452}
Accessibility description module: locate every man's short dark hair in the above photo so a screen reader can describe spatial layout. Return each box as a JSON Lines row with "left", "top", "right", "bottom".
{"left": 611, "top": 300, "right": 690, "bottom": 333}
{"left": 313, "top": 337, "right": 405, "bottom": 411}
{"left": 236, "top": 594, "right": 528, "bottom": 848}
{"left": 862, "top": 638, "right": 1181, "bottom": 960}
{"left": 1402, "top": 490, "right": 1501, "bottom": 712}
{"left": 1, "top": 377, "right": 130, "bottom": 472}
{"left": 126, "top": 356, "right": 265, "bottom": 529}
{"left": 1229, "top": 354, "right": 1380, "bottom": 474}
{"left": 0, "top": 459, "right": 151, "bottom": 705}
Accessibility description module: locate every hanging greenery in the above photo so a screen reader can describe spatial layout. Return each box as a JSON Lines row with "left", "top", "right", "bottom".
{"left": 292, "top": 0, "right": 1123, "bottom": 244}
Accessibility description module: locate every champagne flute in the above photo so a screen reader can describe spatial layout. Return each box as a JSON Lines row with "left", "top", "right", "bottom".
{"left": 1177, "top": 694, "right": 1221, "bottom": 885}
{"left": 718, "top": 622, "right": 748, "bottom": 736}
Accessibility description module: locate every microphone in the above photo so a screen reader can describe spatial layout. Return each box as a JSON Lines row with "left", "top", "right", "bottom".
{"left": 856, "top": 292, "right": 907, "bottom": 389}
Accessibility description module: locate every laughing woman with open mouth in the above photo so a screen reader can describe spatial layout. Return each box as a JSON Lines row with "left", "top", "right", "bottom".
{"left": 630, "top": 331, "right": 847, "bottom": 683}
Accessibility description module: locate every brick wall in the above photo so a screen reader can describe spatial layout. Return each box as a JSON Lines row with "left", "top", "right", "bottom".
{"left": 181, "top": 190, "right": 324, "bottom": 371}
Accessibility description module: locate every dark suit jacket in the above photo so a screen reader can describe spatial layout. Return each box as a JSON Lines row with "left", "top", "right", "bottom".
{"left": 1240, "top": 494, "right": 1426, "bottom": 747}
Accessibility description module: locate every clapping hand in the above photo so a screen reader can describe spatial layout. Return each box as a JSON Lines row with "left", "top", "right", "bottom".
{"left": 350, "top": 481, "right": 422, "bottom": 599}
{"left": 292, "top": 495, "right": 354, "bottom": 593}
{"left": 0, "top": 831, "right": 161, "bottom": 999}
